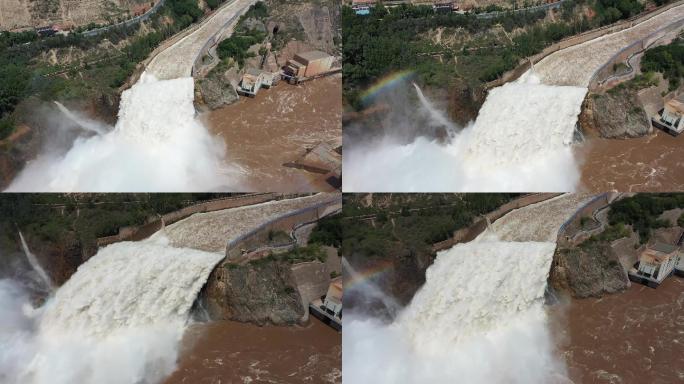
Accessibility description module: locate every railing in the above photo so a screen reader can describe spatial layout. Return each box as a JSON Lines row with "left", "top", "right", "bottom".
{"left": 557, "top": 193, "right": 609, "bottom": 238}
{"left": 590, "top": 15, "right": 684, "bottom": 90}
{"left": 191, "top": 0, "right": 255, "bottom": 76}
{"left": 83, "top": 0, "right": 167, "bottom": 37}
{"left": 225, "top": 196, "right": 342, "bottom": 256}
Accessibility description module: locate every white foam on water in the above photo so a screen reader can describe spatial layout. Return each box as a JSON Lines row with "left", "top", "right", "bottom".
{"left": 7, "top": 74, "right": 241, "bottom": 192}
{"left": 0, "top": 237, "right": 224, "bottom": 384}
{"left": 343, "top": 239, "right": 567, "bottom": 383}
{"left": 343, "top": 195, "right": 593, "bottom": 383}
{"left": 343, "top": 73, "right": 587, "bottom": 192}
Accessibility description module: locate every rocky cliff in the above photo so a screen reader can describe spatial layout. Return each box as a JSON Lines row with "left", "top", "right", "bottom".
{"left": 580, "top": 91, "right": 651, "bottom": 138}
{"left": 201, "top": 259, "right": 306, "bottom": 325}
{"left": 549, "top": 242, "right": 630, "bottom": 298}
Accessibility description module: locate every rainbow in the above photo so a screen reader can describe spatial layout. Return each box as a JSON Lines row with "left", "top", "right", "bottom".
{"left": 344, "top": 259, "right": 394, "bottom": 291}
{"left": 360, "top": 70, "right": 415, "bottom": 106}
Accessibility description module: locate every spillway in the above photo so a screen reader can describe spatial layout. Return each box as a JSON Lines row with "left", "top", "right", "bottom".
{"left": 344, "top": 74, "right": 586, "bottom": 192}
{"left": 344, "top": 194, "right": 592, "bottom": 383}
{"left": 6, "top": 0, "right": 256, "bottom": 192}
{"left": 345, "top": 6, "right": 684, "bottom": 192}
{"left": 0, "top": 235, "right": 224, "bottom": 384}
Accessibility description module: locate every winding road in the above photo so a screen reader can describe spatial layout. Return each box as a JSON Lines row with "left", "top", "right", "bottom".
{"left": 146, "top": 0, "right": 257, "bottom": 80}
{"left": 535, "top": 3, "right": 684, "bottom": 87}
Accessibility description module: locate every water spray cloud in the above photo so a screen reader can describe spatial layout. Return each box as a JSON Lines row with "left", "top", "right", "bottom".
{"left": 344, "top": 71, "right": 587, "bottom": 192}
{"left": 7, "top": 74, "right": 242, "bottom": 192}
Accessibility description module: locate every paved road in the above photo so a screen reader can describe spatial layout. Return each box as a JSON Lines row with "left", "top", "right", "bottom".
{"left": 535, "top": 4, "right": 684, "bottom": 86}
{"left": 146, "top": 0, "right": 257, "bottom": 80}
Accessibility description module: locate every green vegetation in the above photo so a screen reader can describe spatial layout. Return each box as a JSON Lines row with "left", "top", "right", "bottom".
{"left": 0, "top": 194, "right": 238, "bottom": 249}
{"left": 608, "top": 194, "right": 684, "bottom": 243}
{"left": 257, "top": 244, "right": 327, "bottom": 265}
{"left": 341, "top": 194, "right": 516, "bottom": 258}
{"left": 580, "top": 222, "right": 631, "bottom": 249}
{"left": 342, "top": 0, "right": 646, "bottom": 108}
{"left": 168, "top": 0, "right": 203, "bottom": 28}
{"left": 309, "top": 215, "right": 342, "bottom": 248}
{"left": 678, "top": 212, "right": 684, "bottom": 227}
{"left": 205, "top": 0, "right": 225, "bottom": 10}
{"left": 216, "top": 3, "right": 269, "bottom": 67}
{"left": 0, "top": 0, "right": 208, "bottom": 139}
{"left": 217, "top": 29, "right": 266, "bottom": 67}
{"left": 641, "top": 36, "right": 684, "bottom": 91}
{"left": 609, "top": 71, "right": 659, "bottom": 94}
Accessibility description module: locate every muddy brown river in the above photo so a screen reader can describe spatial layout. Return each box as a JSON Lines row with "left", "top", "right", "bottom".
{"left": 579, "top": 130, "right": 684, "bottom": 192}
{"left": 204, "top": 75, "right": 342, "bottom": 192}
{"left": 550, "top": 277, "right": 684, "bottom": 384}
{"left": 164, "top": 320, "right": 341, "bottom": 384}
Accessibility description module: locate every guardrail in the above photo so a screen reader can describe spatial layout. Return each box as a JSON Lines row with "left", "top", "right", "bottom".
{"left": 191, "top": 0, "right": 256, "bottom": 76}
{"left": 225, "top": 196, "right": 342, "bottom": 257}
{"left": 83, "top": 0, "right": 167, "bottom": 37}
{"left": 475, "top": 0, "right": 564, "bottom": 19}
{"left": 590, "top": 15, "right": 684, "bottom": 90}
{"left": 485, "top": 0, "right": 684, "bottom": 89}
{"left": 557, "top": 193, "right": 610, "bottom": 238}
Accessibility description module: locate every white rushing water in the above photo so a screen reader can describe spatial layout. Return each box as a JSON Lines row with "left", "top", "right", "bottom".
{"left": 18, "top": 232, "right": 53, "bottom": 291}
{"left": 0, "top": 236, "right": 224, "bottom": 384}
{"left": 7, "top": 74, "right": 238, "bottom": 192}
{"left": 344, "top": 72, "right": 587, "bottom": 192}
{"left": 344, "top": 195, "right": 590, "bottom": 383}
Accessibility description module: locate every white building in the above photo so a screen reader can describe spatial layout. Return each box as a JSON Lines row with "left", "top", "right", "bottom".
{"left": 322, "top": 277, "right": 342, "bottom": 319}
{"left": 654, "top": 98, "right": 684, "bottom": 135}
{"left": 634, "top": 242, "right": 680, "bottom": 284}
{"left": 237, "top": 68, "right": 276, "bottom": 97}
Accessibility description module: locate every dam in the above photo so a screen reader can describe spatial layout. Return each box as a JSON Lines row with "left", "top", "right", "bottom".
{"left": 343, "top": 5, "right": 684, "bottom": 192}
{"left": 6, "top": 0, "right": 257, "bottom": 192}
{"left": 0, "top": 193, "right": 340, "bottom": 384}
{"left": 343, "top": 194, "right": 594, "bottom": 383}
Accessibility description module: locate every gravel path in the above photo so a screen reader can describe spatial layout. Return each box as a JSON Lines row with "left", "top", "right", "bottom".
{"left": 535, "top": 4, "right": 684, "bottom": 86}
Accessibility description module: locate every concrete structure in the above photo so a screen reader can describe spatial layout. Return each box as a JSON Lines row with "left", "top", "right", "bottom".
{"left": 629, "top": 242, "right": 681, "bottom": 287}
{"left": 323, "top": 277, "right": 343, "bottom": 318}
{"left": 310, "top": 277, "right": 342, "bottom": 330}
{"left": 237, "top": 68, "right": 276, "bottom": 97}
{"left": 652, "top": 97, "right": 684, "bottom": 136}
{"left": 283, "top": 51, "right": 335, "bottom": 82}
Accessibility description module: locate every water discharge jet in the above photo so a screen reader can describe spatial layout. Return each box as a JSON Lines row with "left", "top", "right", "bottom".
{"left": 53, "top": 102, "right": 108, "bottom": 136}
{"left": 7, "top": 75, "right": 238, "bottom": 192}
{"left": 0, "top": 235, "right": 225, "bottom": 384}
{"left": 5, "top": 0, "right": 259, "bottom": 192}
{"left": 18, "top": 231, "right": 53, "bottom": 292}
{"left": 344, "top": 194, "right": 592, "bottom": 383}
{"left": 344, "top": 76, "right": 587, "bottom": 192}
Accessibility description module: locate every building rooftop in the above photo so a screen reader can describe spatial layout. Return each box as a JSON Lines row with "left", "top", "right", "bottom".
{"left": 652, "top": 242, "right": 678, "bottom": 254}
{"left": 665, "top": 99, "right": 684, "bottom": 115}
{"left": 640, "top": 242, "right": 678, "bottom": 265}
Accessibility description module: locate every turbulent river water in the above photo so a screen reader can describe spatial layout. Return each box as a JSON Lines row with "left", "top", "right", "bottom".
{"left": 551, "top": 276, "right": 684, "bottom": 383}
{"left": 344, "top": 194, "right": 590, "bottom": 383}
{"left": 165, "top": 320, "right": 342, "bottom": 383}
